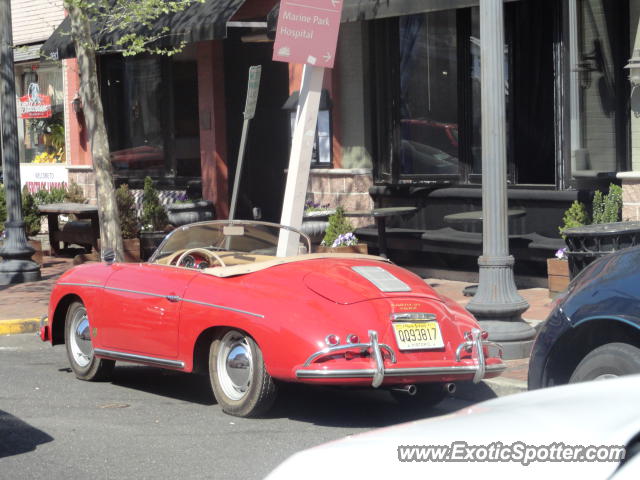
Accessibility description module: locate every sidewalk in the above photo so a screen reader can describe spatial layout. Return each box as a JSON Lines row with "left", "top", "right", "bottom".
{"left": 0, "top": 256, "right": 75, "bottom": 335}
{"left": 0, "top": 256, "right": 553, "bottom": 396}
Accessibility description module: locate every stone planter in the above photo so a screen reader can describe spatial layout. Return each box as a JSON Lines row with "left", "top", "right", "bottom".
{"left": 139, "top": 231, "right": 168, "bottom": 261}
{"left": 314, "top": 244, "right": 368, "bottom": 254}
{"left": 547, "top": 258, "right": 569, "bottom": 296}
{"left": 301, "top": 210, "right": 334, "bottom": 245}
{"left": 563, "top": 221, "right": 640, "bottom": 278}
{"left": 167, "top": 201, "right": 215, "bottom": 227}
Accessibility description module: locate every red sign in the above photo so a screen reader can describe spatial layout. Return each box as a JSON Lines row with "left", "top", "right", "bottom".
{"left": 19, "top": 83, "right": 52, "bottom": 119}
{"left": 272, "top": 0, "right": 344, "bottom": 69}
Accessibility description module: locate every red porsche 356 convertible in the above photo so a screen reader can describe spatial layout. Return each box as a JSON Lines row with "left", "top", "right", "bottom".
{"left": 40, "top": 220, "right": 505, "bottom": 417}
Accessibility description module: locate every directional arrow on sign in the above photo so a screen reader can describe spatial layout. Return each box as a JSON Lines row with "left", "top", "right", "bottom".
{"left": 323, "top": 52, "right": 332, "bottom": 62}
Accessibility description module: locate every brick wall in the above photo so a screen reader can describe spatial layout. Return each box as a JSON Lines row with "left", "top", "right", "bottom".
{"left": 67, "top": 166, "right": 96, "bottom": 205}
{"left": 620, "top": 172, "right": 640, "bottom": 221}
{"left": 306, "top": 168, "right": 373, "bottom": 227}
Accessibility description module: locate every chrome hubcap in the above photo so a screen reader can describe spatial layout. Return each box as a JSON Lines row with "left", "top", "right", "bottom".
{"left": 217, "top": 332, "right": 253, "bottom": 401}
{"left": 70, "top": 307, "right": 93, "bottom": 368}
{"left": 594, "top": 373, "right": 618, "bottom": 381}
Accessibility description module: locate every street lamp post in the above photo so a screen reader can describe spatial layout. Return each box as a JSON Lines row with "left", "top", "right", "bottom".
{"left": 0, "top": 0, "right": 41, "bottom": 285}
{"left": 466, "top": 0, "right": 535, "bottom": 359}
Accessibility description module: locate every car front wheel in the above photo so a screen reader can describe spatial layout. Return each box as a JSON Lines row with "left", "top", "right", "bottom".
{"left": 209, "top": 329, "right": 277, "bottom": 417}
{"left": 64, "top": 301, "right": 114, "bottom": 381}
{"left": 569, "top": 342, "right": 640, "bottom": 383}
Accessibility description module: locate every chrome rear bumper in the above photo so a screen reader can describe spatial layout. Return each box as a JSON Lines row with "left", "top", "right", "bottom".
{"left": 295, "top": 329, "right": 505, "bottom": 387}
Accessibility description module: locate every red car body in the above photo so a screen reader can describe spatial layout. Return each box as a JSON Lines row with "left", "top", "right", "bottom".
{"left": 41, "top": 220, "right": 504, "bottom": 416}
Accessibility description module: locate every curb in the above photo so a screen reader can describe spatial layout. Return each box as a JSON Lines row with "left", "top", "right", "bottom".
{"left": 0, "top": 318, "right": 40, "bottom": 336}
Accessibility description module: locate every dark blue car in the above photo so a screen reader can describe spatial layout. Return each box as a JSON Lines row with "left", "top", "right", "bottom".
{"left": 528, "top": 246, "right": 640, "bottom": 389}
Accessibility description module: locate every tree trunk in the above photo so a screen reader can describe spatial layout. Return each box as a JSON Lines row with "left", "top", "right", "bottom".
{"left": 66, "top": 2, "right": 124, "bottom": 261}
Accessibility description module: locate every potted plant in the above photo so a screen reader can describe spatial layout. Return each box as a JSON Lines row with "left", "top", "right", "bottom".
{"left": 301, "top": 199, "right": 333, "bottom": 245}
{"left": 558, "top": 183, "right": 640, "bottom": 278}
{"left": 116, "top": 184, "right": 141, "bottom": 262}
{"left": 315, "top": 207, "right": 368, "bottom": 254}
{"left": 166, "top": 193, "right": 215, "bottom": 227}
{"left": 139, "top": 177, "right": 170, "bottom": 260}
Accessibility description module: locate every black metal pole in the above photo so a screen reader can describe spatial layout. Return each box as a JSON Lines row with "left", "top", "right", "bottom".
{"left": 0, "top": 0, "right": 41, "bottom": 284}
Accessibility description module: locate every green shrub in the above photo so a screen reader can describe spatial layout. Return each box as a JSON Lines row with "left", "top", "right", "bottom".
{"left": 21, "top": 187, "right": 42, "bottom": 237}
{"left": 140, "top": 176, "right": 168, "bottom": 232}
{"left": 559, "top": 183, "right": 623, "bottom": 236}
{"left": 600, "top": 183, "right": 622, "bottom": 224}
{"left": 0, "top": 186, "right": 40, "bottom": 237}
{"left": 591, "top": 190, "right": 605, "bottom": 225}
{"left": 559, "top": 201, "right": 589, "bottom": 237}
{"left": 63, "top": 182, "right": 86, "bottom": 204}
{"left": 321, "top": 207, "right": 355, "bottom": 247}
{"left": 30, "top": 183, "right": 85, "bottom": 206}
{"left": 116, "top": 184, "right": 139, "bottom": 239}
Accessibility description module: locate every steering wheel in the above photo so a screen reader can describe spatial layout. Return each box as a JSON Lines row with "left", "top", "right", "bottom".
{"left": 176, "top": 248, "right": 227, "bottom": 268}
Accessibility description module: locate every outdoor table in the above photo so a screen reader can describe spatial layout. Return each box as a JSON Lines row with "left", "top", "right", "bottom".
{"left": 346, "top": 206, "right": 418, "bottom": 258}
{"left": 444, "top": 208, "right": 526, "bottom": 296}
{"left": 38, "top": 203, "right": 100, "bottom": 255}
{"left": 444, "top": 209, "right": 526, "bottom": 234}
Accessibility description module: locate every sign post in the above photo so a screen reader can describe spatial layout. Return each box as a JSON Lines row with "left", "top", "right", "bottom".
{"left": 274, "top": 0, "right": 343, "bottom": 257}
{"left": 229, "top": 65, "right": 262, "bottom": 220}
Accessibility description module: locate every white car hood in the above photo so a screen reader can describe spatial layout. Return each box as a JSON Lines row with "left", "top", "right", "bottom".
{"left": 267, "top": 375, "right": 640, "bottom": 480}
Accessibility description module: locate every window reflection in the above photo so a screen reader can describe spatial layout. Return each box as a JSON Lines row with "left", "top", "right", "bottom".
{"left": 399, "top": 11, "right": 459, "bottom": 176}
{"left": 100, "top": 47, "right": 201, "bottom": 179}
{"left": 573, "top": 0, "right": 628, "bottom": 176}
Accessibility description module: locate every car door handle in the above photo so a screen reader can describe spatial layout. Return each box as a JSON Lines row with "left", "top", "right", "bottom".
{"left": 166, "top": 295, "right": 181, "bottom": 303}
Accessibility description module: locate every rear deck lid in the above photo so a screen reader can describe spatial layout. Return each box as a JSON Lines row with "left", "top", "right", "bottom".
{"left": 304, "top": 263, "right": 440, "bottom": 304}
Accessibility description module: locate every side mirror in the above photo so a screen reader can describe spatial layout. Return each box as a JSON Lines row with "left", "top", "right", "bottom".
{"left": 101, "top": 248, "right": 116, "bottom": 265}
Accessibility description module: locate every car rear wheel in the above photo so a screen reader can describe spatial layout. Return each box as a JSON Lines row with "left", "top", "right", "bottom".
{"left": 64, "top": 301, "right": 114, "bottom": 381}
{"left": 209, "top": 329, "right": 277, "bottom": 417}
{"left": 569, "top": 343, "right": 640, "bottom": 383}
{"left": 390, "top": 383, "right": 448, "bottom": 408}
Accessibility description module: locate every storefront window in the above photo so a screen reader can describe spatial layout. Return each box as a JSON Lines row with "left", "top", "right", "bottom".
{"left": 15, "top": 62, "right": 65, "bottom": 164}
{"left": 100, "top": 47, "right": 201, "bottom": 182}
{"left": 371, "top": 1, "right": 558, "bottom": 186}
{"left": 570, "top": 0, "right": 629, "bottom": 179}
{"left": 398, "top": 11, "right": 459, "bottom": 176}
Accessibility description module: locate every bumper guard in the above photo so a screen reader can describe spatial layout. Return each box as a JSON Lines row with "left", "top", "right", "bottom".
{"left": 296, "top": 328, "right": 505, "bottom": 387}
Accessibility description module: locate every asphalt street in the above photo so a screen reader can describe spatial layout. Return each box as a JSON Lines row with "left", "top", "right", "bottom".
{"left": 1, "top": 333, "right": 473, "bottom": 480}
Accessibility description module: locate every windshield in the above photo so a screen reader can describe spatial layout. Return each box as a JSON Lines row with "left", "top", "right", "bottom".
{"left": 149, "top": 220, "right": 311, "bottom": 263}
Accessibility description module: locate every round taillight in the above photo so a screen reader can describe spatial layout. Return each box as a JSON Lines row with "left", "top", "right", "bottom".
{"left": 325, "top": 334, "right": 340, "bottom": 347}
{"left": 346, "top": 334, "right": 359, "bottom": 344}
{"left": 481, "top": 330, "right": 489, "bottom": 340}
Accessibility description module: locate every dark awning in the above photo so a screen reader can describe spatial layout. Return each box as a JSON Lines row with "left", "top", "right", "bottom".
{"left": 268, "top": 0, "right": 519, "bottom": 31}
{"left": 341, "top": 0, "right": 481, "bottom": 21}
{"left": 41, "top": 0, "right": 246, "bottom": 60}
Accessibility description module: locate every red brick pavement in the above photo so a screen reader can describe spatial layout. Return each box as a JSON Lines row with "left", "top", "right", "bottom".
{"left": 0, "top": 256, "right": 74, "bottom": 320}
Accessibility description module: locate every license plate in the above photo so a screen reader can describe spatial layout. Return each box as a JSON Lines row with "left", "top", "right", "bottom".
{"left": 392, "top": 321, "right": 444, "bottom": 350}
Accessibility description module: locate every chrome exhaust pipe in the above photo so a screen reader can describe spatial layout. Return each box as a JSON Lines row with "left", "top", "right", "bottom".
{"left": 443, "top": 382, "right": 457, "bottom": 394}
{"left": 391, "top": 384, "right": 417, "bottom": 396}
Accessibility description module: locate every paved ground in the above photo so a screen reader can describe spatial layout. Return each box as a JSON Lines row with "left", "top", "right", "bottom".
{"left": 0, "top": 254, "right": 554, "bottom": 392}
{"left": 1, "top": 333, "right": 475, "bottom": 480}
